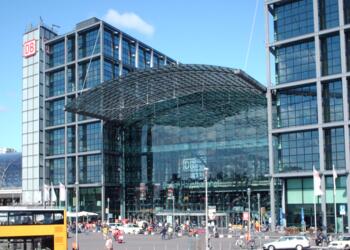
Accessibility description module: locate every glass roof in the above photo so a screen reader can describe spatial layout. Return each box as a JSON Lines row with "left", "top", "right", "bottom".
{"left": 66, "top": 64, "right": 266, "bottom": 127}
{"left": 0, "top": 153, "right": 22, "bottom": 189}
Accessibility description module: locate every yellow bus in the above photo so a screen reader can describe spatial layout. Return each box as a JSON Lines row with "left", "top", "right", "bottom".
{"left": 0, "top": 207, "right": 67, "bottom": 250}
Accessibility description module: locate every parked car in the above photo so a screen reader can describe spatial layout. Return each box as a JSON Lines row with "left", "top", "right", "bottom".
{"left": 121, "top": 223, "right": 144, "bottom": 234}
{"left": 108, "top": 223, "right": 123, "bottom": 232}
{"left": 328, "top": 235, "right": 350, "bottom": 249}
{"left": 263, "top": 235, "right": 310, "bottom": 250}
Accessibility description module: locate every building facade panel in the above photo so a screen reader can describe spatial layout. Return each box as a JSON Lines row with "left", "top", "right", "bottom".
{"left": 266, "top": 0, "right": 350, "bottom": 232}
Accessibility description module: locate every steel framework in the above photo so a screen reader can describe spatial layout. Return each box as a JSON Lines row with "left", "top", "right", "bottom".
{"left": 66, "top": 64, "right": 266, "bottom": 127}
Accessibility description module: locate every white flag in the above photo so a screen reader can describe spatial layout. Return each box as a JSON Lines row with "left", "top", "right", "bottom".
{"left": 313, "top": 167, "right": 323, "bottom": 196}
{"left": 43, "top": 184, "right": 50, "bottom": 202}
{"left": 59, "top": 182, "right": 66, "bottom": 202}
{"left": 333, "top": 165, "right": 337, "bottom": 196}
{"left": 51, "top": 183, "right": 57, "bottom": 203}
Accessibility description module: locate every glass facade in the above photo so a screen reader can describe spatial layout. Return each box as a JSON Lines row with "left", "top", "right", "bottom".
{"left": 322, "top": 79, "right": 343, "bottom": 122}
{"left": 319, "top": 0, "right": 339, "bottom": 30}
{"left": 48, "top": 70, "right": 65, "bottom": 97}
{"left": 121, "top": 98, "right": 269, "bottom": 218}
{"left": 345, "top": 0, "right": 350, "bottom": 24}
{"left": 122, "top": 38, "right": 136, "bottom": 66}
{"left": 274, "top": 130, "right": 319, "bottom": 173}
{"left": 47, "top": 129, "right": 65, "bottom": 156}
{"left": 78, "top": 29, "right": 100, "bottom": 59}
{"left": 321, "top": 34, "right": 341, "bottom": 76}
{"left": 79, "top": 155, "right": 101, "bottom": 184}
{"left": 273, "top": 84, "right": 318, "bottom": 128}
{"left": 47, "top": 158, "right": 64, "bottom": 185}
{"left": 78, "top": 122, "right": 101, "bottom": 152}
{"left": 0, "top": 153, "right": 22, "bottom": 188}
{"left": 273, "top": 0, "right": 314, "bottom": 41}
{"left": 46, "top": 99, "right": 65, "bottom": 126}
{"left": 324, "top": 127, "right": 345, "bottom": 170}
{"left": 78, "top": 59, "right": 100, "bottom": 89}
{"left": 48, "top": 41, "right": 64, "bottom": 68}
{"left": 275, "top": 40, "right": 316, "bottom": 84}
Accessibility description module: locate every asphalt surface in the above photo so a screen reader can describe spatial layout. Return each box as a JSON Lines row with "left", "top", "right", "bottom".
{"left": 68, "top": 231, "right": 325, "bottom": 250}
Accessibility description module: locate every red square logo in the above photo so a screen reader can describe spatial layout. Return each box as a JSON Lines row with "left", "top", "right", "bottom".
{"left": 23, "top": 40, "right": 36, "bottom": 57}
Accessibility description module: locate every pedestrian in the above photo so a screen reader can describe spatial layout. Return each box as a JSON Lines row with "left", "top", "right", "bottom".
{"left": 103, "top": 225, "right": 109, "bottom": 240}
{"left": 160, "top": 226, "right": 167, "bottom": 240}
{"left": 72, "top": 241, "right": 78, "bottom": 250}
{"left": 105, "top": 237, "right": 113, "bottom": 250}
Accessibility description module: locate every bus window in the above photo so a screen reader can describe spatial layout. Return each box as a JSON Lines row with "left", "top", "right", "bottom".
{"left": 53, "top": 212, "right": 64, "bottom": 224}
{"left": 0, "top": 213, "right": 8, "bottom": 225}
{"left": 34, "top": 212, "right": 53, "bottom": 225}
{"left": 9, "top": 212, "right": 33, "bottom": 225}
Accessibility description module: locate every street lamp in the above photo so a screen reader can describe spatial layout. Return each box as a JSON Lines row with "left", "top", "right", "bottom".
{"left": 247, "top": 188, "right": 251, "bottom": 240}
{"left": 204, "top": 167, "right": 209, "bottom": 250}
{"left": 75, "top": 181, "right": 79, "bottom": 250}
{"left": 257, "top": 193, "right": 261, "bottom": 232}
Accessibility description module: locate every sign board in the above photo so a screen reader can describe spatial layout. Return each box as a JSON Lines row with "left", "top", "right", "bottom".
{"left": 167, "top": 184, "right": 174, "bottom": 199}
{"left": 208, "top": 206, "right": 216, "bottom": 220}
{"left": 23, "top": 40, "right": 36, "bottom": 57}
{"left": 243, "top": 212, "right": 249, "bottom": 221}
{"left": 105, "top": 208, "right": 109, "bottom": 214}
{"left": 340, "top": 205, "right": 346, "bottom": 215}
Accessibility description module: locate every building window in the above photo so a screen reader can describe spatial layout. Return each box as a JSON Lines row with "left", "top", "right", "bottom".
{"left": 122, "top": 39, "right": 135, "bottom": 66}
{"left": 46, "top": 99, "right": 65, "bottom": 126}
{"left": 114, "top": 33, "right": 119, "bottom": 61}
{"left": 138, "top": 47, "right": 151, "bottom": 69}
{"left": 67, "top": 157, "right": 76, "bottom": 185}
{"left": 67, "top": 66, "right": 76, "bottom": 93}
{"left": 104, "top": 31, "right": 113, "bottom": 58}
{"left": 78, "top": 122, "right": 101, "bottom": 152}
{"left": 78, "top": 59, "right": 100, "bottom": 90}
{"left": 48, "top": 70, "right": 65, "bottom": 97}
{"left": 324, "top": 127, "right": 345, "bottom": 170}
{"left": 274, "top": 130, "right": 319, "bottom": 173}
{"left": 104, "top": 60, "right": 113, "bottom": 81}
{"left": 47, "top": 158, "right": 64, "bottom": 185}
{"left": 319, "top": 0, "right": 339, "bottom": 30}
{"left": 153, "top": 53, "right": 165, "bottom": 68}
{"left": 272, "top": 0, "right": 314, "bottom": 41}
{"left": 79, "top": 155, "right": 101, "bottom": 184}
{"left": 78, "top": 28, "right": 100, "bottom": 59}
{"left": 321, "top": 34, "right": 341, "bottom": 76}
{"left": 322, "top": 79, "right": 343, "bottom": 122}
{"left": 48, "top": 41, "right": 64, "bottom": 68}
{"left": 67, "top": 126, "right": 76, "bottom": 154}
{"left": 67, "top": 96, "right": 76, "bottom": 123}
{"left": 345, "top": 32, "right": 350, "bottom": 71}
{"left": 67, "top": 36, "right": 75, "bottom": 62}
{"left": 344, "top": 0, "right": 350, "bottom": 24}
{"left": 273, "top": 84, "right": 318, "bottom": 128}
{"left": 275, "top": 40, "right": 316, "bottom": 84}
{"left": 47, "top": 129, "right": 65, "bottom": 156}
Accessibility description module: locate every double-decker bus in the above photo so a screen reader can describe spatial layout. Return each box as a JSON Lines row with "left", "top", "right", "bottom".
{"left": 0, "top": 207, "right": 67, "bottom": 250}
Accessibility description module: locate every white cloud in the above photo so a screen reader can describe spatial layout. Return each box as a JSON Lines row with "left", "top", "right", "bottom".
{"left": 104, "top": 9, "right": 155, "bottom": 37}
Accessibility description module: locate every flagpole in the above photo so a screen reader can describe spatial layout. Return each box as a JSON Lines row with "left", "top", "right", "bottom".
{"left": 314, "top": 194, "right": 317, "bottom": 237}
{"left": 333, "top": 165, "right": 337, "bottom": 234}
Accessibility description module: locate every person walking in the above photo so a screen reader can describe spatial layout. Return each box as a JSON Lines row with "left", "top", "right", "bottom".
{"left": 105, "top": 237, "right": 113, "bottom": 250}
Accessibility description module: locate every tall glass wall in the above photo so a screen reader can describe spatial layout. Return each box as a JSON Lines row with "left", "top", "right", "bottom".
{"left": 122, "top": 95, "right": 269, "bottom": 221}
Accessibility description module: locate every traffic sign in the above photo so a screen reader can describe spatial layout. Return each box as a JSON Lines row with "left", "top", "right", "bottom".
{"left": 243, "top": 212, "right": 249, "bottom": 221}
{"left": 208, "top": 206, "right": 216, "bottom": 220}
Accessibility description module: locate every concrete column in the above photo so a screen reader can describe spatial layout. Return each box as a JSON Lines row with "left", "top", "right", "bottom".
{"left": 264, "top": 1, "right": 276, "bottom": 231}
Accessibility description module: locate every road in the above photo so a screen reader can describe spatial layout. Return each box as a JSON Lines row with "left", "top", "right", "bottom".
{"left": 68, "top": 231, "right": 324, "bottom": 250}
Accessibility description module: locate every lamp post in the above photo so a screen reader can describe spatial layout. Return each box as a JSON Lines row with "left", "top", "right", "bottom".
{"left": 247, "top": 188, "right": 251, "bottom": 240}
{"left": 257, "top": 193, "right": 261, "bottom": 232}
{"left": 75, "top": 181, "right": 79, "bottom": 250}
{"left": 204, "top": 167, "right": 209, "bottom": 250}
{"left": 172, "top": 196, "right": 175, "bottom": 230}
{"left": 107, "top": 197, "right": 110, "bottom": 223}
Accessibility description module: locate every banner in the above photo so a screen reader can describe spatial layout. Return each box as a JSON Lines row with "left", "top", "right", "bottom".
{"left": 59, "top": 182, "right": 66, "bottom": 202}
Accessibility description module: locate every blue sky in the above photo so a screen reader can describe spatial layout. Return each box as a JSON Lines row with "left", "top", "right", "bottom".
{"left": 0, "top": 0, "right": 266, "bottom": 151}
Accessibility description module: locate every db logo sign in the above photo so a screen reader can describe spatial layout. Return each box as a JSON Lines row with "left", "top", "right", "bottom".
{"left": 23, "top": 40, "right": 36, "bottom": 57}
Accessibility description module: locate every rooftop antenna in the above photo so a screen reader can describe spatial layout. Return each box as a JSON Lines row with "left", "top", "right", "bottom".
{"left": 39, "top": 16, "right": 44, "bottom": 26}
{"left": 51, "top": 24, "right": 61, "bottom": 33}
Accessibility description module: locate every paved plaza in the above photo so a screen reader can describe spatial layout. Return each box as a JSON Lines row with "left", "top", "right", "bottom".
{"left": 68, "top": 231, "right": 322, "bottom": 250}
